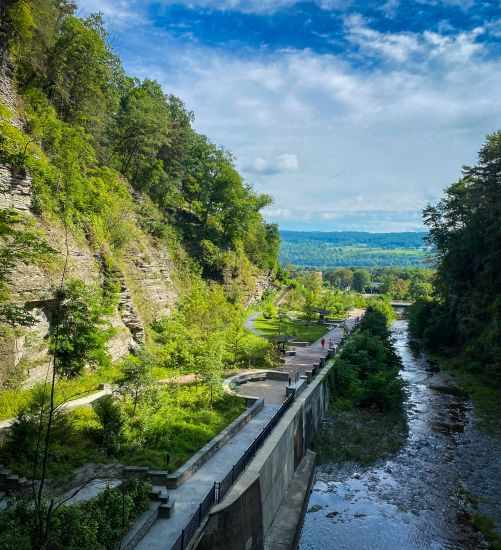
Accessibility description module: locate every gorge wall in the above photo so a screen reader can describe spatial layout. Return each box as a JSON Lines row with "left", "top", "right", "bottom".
{"left": 0, "top": 69, "right": 178, "bottom": 388}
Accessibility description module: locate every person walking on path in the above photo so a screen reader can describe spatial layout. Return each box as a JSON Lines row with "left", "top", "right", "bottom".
{"left": 321, "top": 338, "right": 325, "bottom": 349}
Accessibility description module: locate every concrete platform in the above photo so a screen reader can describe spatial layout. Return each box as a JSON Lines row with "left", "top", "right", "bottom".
{"left": 136, "top": 404, "right": 280, "bottom": 550}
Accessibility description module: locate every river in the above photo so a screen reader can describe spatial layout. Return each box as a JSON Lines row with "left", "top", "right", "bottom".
{"left": 299, "top": 319, "right": 501, "bottom": 550}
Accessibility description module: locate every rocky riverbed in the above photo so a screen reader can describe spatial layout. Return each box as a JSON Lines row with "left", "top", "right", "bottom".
{"left": 300, "top": 320, "right": 501, "bottom": 550}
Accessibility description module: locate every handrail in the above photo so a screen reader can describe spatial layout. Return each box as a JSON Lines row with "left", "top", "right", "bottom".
{"left": 169, "top": 392, "right": 295, "bottom": 550}
{"left": 168, "top": 315, "right": 362, "bottom": 550}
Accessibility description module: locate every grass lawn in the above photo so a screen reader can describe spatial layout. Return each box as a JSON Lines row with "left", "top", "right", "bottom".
{"left": 0, "top": 365, "right": 184, "bottom": 421}
{"left": 253, "top": 314, "right": 328, "bottom": 343}
{"left": 0, "top": 384, "right": 246, "bottom": 480}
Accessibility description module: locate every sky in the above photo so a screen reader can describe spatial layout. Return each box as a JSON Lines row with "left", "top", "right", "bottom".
{"left": 77, "top": 0, "right": 501, "bottom": 232}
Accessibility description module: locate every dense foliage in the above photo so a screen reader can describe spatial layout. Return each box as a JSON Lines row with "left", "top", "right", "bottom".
{"left": 0, "top": 0, "right": 279, "bottom": 279}
{"left": 0, "top": 479, "right": 150, "bottom": 550}
{"left": 323, "top": 266, "right": 434, "bottom": 301}
{"left": 410, "top": 132, "right": 501, "bottom": 378}
{"left": 280, "top": 230, "right": 429, "bottom": 268}
{"left": 329, "top": 303, "right": 404, "bottom": 412}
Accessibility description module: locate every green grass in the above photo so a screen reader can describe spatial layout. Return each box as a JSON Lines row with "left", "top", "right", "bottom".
{"left": 122, "top": 384, "right": 246, "bottom": 471}
{"left": 0, "top": 364, "right": 121, "bottom": 420}
{"left": 314, "top": 407, "right": 407, "bottom": 465}
{"left": 0, "top": 384, "right": 246, "bottom": 479}
{"left": 253, "top": 314, "right": 328, "bottom": 343}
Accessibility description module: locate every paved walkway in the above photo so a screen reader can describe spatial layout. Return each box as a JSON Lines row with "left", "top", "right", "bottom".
{"left": 245, "top": 311, "right": 263, "bottom": 336}
{"left": 0, "top": 387, "right": 113, "bottom": 431}
{"left": 238, "top": 309, "right": 364, "bottom": 405}
{"left": 136, "top": 404, "right": 279, "bottom": 550}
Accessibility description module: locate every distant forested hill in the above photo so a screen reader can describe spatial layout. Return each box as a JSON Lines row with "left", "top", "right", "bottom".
{"left": 280, "top": 231, "right": 430, "bottom": 268}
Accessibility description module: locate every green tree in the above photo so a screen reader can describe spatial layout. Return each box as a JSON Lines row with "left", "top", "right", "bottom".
{"left": 422, "top": 131, "right": 501, "bottom": 368}
{"left": 332, "top": 268, "right": 353, "bottom": 290}
{"left": 93, "top": 395, "right": 124, "bottom": 454}
{"left": 117, "top": 353, "right": 155, "bottom": 415}
{"left": 111, "top": 79, "right": 170, "bottom": 189}
{"left": 49, "top": 280, "right": 112, "bottom": 378}
{"left": 45, "top": 14, "right": 120, "bottom": 126}
{"left": 352, "top": 269, "right": 371, "bottom": 292}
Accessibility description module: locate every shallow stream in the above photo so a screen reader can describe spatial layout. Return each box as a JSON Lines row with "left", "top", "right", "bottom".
{"left": 299, "top": 320, "right": 501, "bottom": 550}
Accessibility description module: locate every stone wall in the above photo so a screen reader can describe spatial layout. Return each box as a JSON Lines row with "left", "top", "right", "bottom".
{"left": 198, "top": 362, "right": 331, "bottom": 550}
{"left": 0, "top": 61, "right": 22, "bottom": 129}
{"left": 0, "top": 165, "right": 32, "bottom": 211}
{"left": 244, "top": 272, "right": 274, "bottom": 308}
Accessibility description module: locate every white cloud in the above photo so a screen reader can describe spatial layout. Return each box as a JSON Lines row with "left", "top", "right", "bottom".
{"left": 344, "top": 13, "right": 485, "bottom": 64}
{"left": 246, "top": 153, "right": 299, "bottom": 174}
{"left": 135, "top": 30, "right": 501, "bottom": 226}
{"left": 161, "top": 0, "right": 353, "bottom": 14}
{"left": 76, "top": 0, "right": 143, "bottom": 24}
{"left": 74, "top": 1, "right": 501, "bottom": 230}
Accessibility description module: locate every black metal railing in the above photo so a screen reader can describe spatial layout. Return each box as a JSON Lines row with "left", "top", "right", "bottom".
{"left": 166, "top": 317, "right": 367, "bottom": 550}
{"left": 214, "top": 391, "right": 294, "bottom": 504}
{"left": 169, "top": 392, "right": 295, "bottom": 550}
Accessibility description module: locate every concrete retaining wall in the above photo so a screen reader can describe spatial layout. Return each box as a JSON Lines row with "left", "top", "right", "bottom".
{"left": 198, "top": 361, "right": 332, "bottom": 550}
{"left": 124, "top": 398, "right": 264, "bottom": 490}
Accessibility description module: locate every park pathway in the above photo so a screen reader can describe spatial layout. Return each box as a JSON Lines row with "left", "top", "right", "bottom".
{"left": 238, "top": 309, "right": 363, "bottom": 405}
{"left": 137, "top": 309, "right": 362, "bottom": 549}
{"left": 136, "top": 404, "right": 279, "bottom": 550}
{"left": 0, "top": 386, "right": 113, "bottom": 431}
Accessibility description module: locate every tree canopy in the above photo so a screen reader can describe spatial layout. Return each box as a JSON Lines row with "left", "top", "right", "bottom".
{"left": 412, "top": 132, "right": 501, "bottom": 374}
{"left": 1, "top": 0, "right": 279, "bottom": 279}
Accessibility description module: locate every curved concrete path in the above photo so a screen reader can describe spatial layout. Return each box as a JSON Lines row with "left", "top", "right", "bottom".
{"left": 238, "top": 309, "right": 364, "bottom": 406}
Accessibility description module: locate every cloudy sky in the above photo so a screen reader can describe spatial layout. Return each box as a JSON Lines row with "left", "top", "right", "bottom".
{"left": 77, "top": 0, "right": 501, "bottom": 231}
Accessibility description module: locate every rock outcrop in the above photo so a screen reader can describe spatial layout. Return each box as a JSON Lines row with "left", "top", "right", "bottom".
{"left": 0, "top": 70, "right": 178, "bottom": 389}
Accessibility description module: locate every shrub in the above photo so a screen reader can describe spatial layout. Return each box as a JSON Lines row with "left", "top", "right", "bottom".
{"left": 93, "top": 395, "right": 124, "bottom": 455}
{"left": 328, "top": 306, "right": 404, "bottom": 412}
{"left": 0, "top": 479, "right": 150, "bottom": 550}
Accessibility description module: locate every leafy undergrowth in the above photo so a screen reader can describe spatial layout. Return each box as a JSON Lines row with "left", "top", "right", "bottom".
{"left": 0, "top": 365, "right": 186, "bottom": 421}
{"left": 0, "top": 479, "right": 150, "bottom": 550}
{"left": 314, "top": 407, "right": 407, "bottom": 465}
{"left": 314, "top": 303, "right": 407, "bottom": 466}
{"left": 120, "top": 385, "right": 246, "bottom": 471}
{"left": 0, "top": 384, "right": 245, "bottom": 480}
{"left": 253, "top": 314, "right": 328, "bottom": 343}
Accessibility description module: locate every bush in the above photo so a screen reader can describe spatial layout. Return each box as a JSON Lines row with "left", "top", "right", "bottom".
{"left": 0, "top": 479, "right": 150, "bottom": 550}
{"left": 93, "top": 396, "right": 124, "bottom": 455}
{"left": 328, "top": 306, "right": 404, "bottom": 412}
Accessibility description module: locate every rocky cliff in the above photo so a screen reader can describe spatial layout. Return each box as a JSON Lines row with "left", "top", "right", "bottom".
{"left": 0, "top": 70, "right": 178, "bottom": 388}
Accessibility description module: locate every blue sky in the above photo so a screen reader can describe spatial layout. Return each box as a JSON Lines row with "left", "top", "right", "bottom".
{"left": 78, "top": 0, "right": 501, "bottom": 231}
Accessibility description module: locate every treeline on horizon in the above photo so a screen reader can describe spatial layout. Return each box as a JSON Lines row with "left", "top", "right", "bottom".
{"left": 0, "top": 0, "right": 280, "bottom": 281}
{"left": 280, "top": 230, "right": 430, "bottom": 268}
{"left": 410, "top": 132, "right": 501, "bottom": 379}
{"left": 280, "top": 230, "right": 428, "bottom": 248}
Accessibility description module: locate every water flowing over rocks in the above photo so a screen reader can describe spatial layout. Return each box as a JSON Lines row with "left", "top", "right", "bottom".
{"left": 300, "top": 320, "right": 501, "bottom": 550}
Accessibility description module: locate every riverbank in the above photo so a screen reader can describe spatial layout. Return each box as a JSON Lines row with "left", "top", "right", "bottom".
{"left": 300, "top": 320, "right": 501, "bottom": 550}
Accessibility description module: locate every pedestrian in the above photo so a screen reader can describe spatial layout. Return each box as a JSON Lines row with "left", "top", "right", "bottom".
{"left": 321, "top": 338, "right": 325, "bottom": 349}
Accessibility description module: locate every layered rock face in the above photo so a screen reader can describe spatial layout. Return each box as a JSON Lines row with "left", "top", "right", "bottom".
{"left": 0, "top": 72, "right": 178, "bottom": 389}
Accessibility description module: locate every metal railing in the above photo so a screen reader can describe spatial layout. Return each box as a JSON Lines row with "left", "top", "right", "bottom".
{"left": 169, "top": 392, "right": 295, "bottom": 550}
